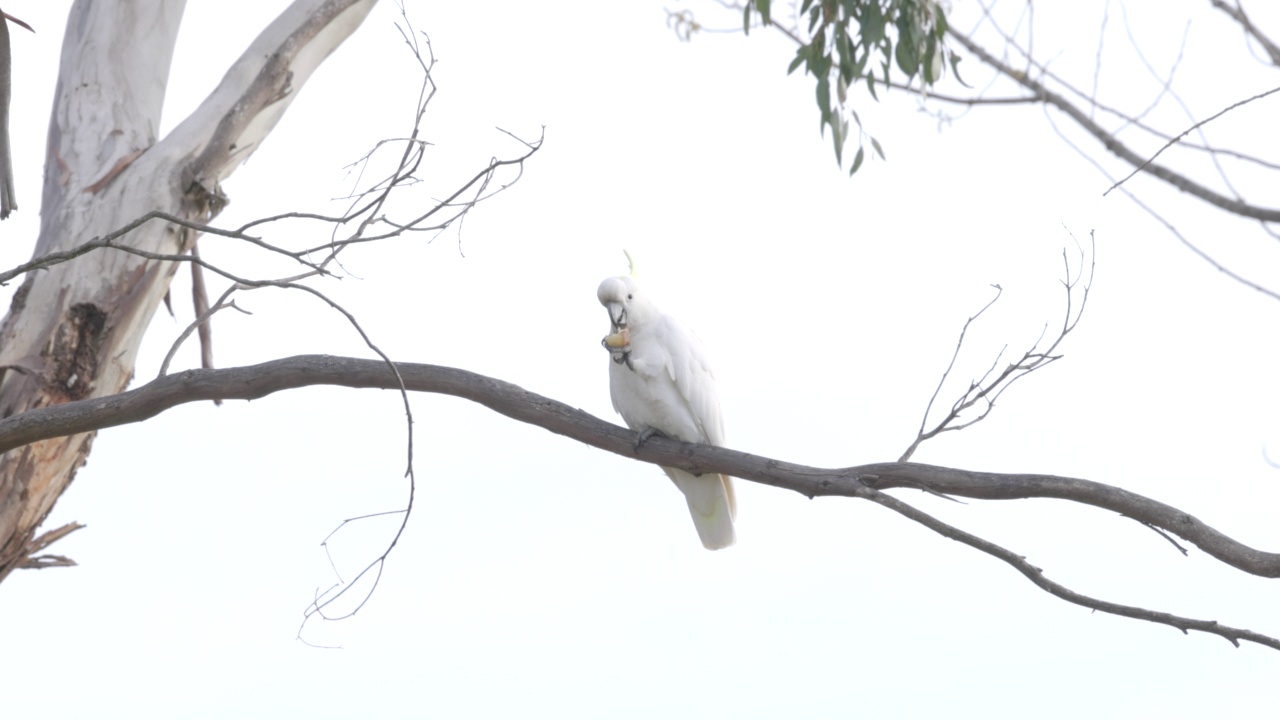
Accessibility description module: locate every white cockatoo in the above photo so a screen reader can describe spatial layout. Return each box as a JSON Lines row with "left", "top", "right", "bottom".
{"left": 597, "top": 254, "right": 736, "bottom": 550}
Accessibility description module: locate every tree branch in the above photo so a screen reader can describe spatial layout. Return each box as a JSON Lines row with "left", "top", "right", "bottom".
{"left": 1210, "top": 0, "right": 1280, "bottom": 66}
{"left": 946, "top": 27, "right": 1280, "bottom": 223}
{"left": 861, "top": 486, "right": 1277, "bottom": 651}
{"left": 0, "top": 354, "right": 1275, "bottom": 583}
{"left": 2, "top": 353, "right": 1278, "bottom": 649}
{"left": 1103, "top": 84, "right": 1280, "bottom": 197}
{"left": 902, "top": 232, "right": 1093, "bottom": 461}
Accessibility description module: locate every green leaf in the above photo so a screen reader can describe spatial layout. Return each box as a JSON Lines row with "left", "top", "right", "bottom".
{"left": 861, "top": 2, "right": 883, "bottom": 45}
{"left": 816, "top": 75, "right": 831, "bottom": 117}
{"left": 810, "top": 26, "right": 827, "bottom": 55}
{"left": 788, "top": 47, "right": 809, "bottom": 75}
{"left": 850, "top": 145, "right": 865, "bottom": 175}
{"left": 851, "top": 48, "right": 868, "bottom": 80}
{"left": 837, "top": 29, "right": 856, "bottom": 83}
{"left": 832, "top": 117, "right": 845, "bottom": 165}
{"left": 812, "top": 52, "right": 831, "bottom": 79}
{"left": 949, "top": 52, "right": 971, "bottom": 87}
{"left": 922, "top": 33, "right": 938, "bottom": 83}
{"left": 743, "top": 3, "right": 752, "bottom": 35}
{"left": 895, "top": 24, "right": 919, "bottom": 75}
{"left": 759, "top": 0, "right": 771, "bottom": 26}
{"left": 870, "top": 136, "right": 885, "bottom": 160}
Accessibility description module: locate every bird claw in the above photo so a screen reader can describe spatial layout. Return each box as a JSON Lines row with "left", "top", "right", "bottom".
{"left": 634, "top": 427, "right": 666, "bottom": 452}
{"left": 602, "top": 333, "right": 634, "bottom": 369}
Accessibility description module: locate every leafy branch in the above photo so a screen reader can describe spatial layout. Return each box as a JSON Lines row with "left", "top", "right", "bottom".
{"left": 680, "top": 0, "right": 960, "bottom": 173}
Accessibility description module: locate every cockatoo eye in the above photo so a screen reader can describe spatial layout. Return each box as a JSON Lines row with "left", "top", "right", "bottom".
{"left": 627, "top": 294, "right": 633, "bottom": 300}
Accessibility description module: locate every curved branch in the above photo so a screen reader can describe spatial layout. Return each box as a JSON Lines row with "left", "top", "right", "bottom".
{"left": 2, "top": 353, "right": 1277, "bottom": 650}
{"left": 1211, "top": 0, "right": 1280, "bottom": 66}
{"left": 862, "top": 487, "right": 1277, "bottom": 650}
{"left": 3, "top": 353, "right": 1278, "bottom": 583}
{"left": 946, "top": 28, "right": 1280, "bottom": 223}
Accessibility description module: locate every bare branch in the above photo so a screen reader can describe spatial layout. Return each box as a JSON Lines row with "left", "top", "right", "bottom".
{"left": 1211, "top": 0, "right": 1280, "bottom": 66}
{"left": 189, "top": 243, "right": 215, "bottom": 374}
{"left": 2, "top": 354, "right": 1277, "bottom": 582}
{"left": 2, "top": 354, "right": 1279, "bottom": 649}
{"left": 946, "top": 28, "right": 1280, "bottom": 223}
{"left": 0, "top": 210, "right": 287, "bottom": 286}
{"left": 157, "top": 294, "right": 250, "bottom": 378}
{"left": 900, "top": 284, "right": 1002, "bottom": 462}
{"left": 863, "top": 487, "right": 1274, "bottom": 650}
{"left": 902, "top": 233, "right": 1094, "bottom": 461}
{"left": 1042, "top": 109, "right": 1280, "bottom": 302}
{"left": 16, "top": 521, "right": 84, "bottom": 569}
{"left": 1125, "top": 516, "right": 1191, "bottom": 557}
{"left": 1103, "top": 84, "right": 1280, "bottom": 197}
{"left": 883, "top": 82, "right": 1042, "bottom": 105}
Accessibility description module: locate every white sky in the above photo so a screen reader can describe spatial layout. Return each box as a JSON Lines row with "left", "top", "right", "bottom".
{"left": 2, "top": 1, "right": 1279, "bottom": 718}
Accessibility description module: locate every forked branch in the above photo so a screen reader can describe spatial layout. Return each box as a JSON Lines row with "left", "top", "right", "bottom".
{"left": 0, "top": 353, "right": 1276, "bottom": 651}
{"left": 901, "top": 232, "right": 1094, "bottom": 461}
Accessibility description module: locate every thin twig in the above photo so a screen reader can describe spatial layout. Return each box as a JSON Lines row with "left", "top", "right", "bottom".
{"left": 947, "top": 27, "right": 1280, "bottom": 222}
{"left": 157, "top": 292, "right": 250, "bottom": 377}
{"left": 1043, "top": 109, "right": 1280, "bottom": 302}
{"left": 1103, "top": 84, "right": 1280, "bottom": 197}
{"left": 902, "top": 232, "right": 1093, "bottom": 461}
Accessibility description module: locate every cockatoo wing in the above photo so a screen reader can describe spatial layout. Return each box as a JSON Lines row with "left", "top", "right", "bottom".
{"left": 655, "top": 315, "right": 737, "bottom": 545}
{"left": 657, "top": 316, "right": 726, "bottom": 447}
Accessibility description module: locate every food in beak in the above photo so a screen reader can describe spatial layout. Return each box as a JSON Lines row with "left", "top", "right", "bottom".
{"left": 604, "top": 328, "right": 631, "bottom": 348}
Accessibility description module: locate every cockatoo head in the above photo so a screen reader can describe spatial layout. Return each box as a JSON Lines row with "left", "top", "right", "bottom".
{"left": 597, "top": 274, "right": 651, "bottom": 334}
{"left": 598, "top": 254, "right": 655, "bottom": 361}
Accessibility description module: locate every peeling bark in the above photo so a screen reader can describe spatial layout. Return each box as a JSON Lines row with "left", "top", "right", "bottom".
{"left": 0, "top": 0, "right": 378, "bottom": 581}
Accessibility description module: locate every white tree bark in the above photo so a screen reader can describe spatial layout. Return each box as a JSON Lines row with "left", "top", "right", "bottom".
{"left": 0, "top": 0, "right": 377, "bottom": 579}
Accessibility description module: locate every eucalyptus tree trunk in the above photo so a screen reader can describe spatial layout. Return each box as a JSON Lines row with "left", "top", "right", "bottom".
{"left": 0, "top": 0, "right": 377, "bottom": 581}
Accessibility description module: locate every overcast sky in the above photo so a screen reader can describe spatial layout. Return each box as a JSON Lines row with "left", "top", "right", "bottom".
{"left": 2, "top": 1, "right": 1279, "bottom": 718}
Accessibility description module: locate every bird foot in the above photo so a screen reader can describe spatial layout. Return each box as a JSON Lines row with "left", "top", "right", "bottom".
{"left": 634, "top": 427, "right": 666, "bottom": 452}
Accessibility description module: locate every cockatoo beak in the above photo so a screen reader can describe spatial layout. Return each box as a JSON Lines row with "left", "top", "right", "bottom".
{"left": 605, "top": 301, "right": 627, "bottom": 331}
{"left": 602, "top": 301, "right": 631, "bottom": 353}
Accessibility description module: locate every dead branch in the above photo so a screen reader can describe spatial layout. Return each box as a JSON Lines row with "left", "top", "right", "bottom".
{"left": 0, "top": 353, "right": 1277, "bottom": 650}
{"left": 901, "top": 233, "right": 1093, "bottom": 461}
{"left": 16, "top": 521, "right": 83, "bottom": 569}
